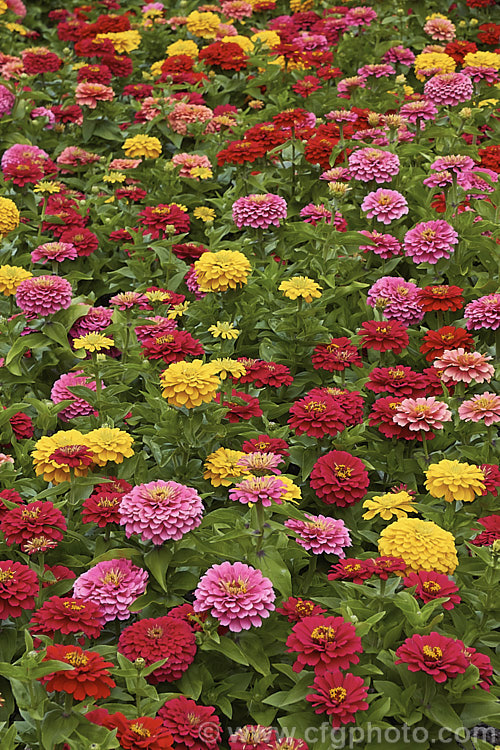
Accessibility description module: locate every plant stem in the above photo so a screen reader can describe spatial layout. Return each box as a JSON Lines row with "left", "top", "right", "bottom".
{"left": 254, "top": 502, "right": 266, "bottom": 555}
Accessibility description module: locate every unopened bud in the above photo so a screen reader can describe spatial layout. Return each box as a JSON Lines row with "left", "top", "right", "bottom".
{"left": 459, "top": 107, "right": 472, "bottom": 120}
{"left": 492, "top": 539, "right": 500, "bottom": 555}
{"left": 384, "top": 114, "right": 404, "bottom": 130}
{"left": 395, "top": 74, "right": 407, "bottom": 85}
{"left": 328, "top": 181, "right": 350, "bottom": 197}
{"left": 135, "top": 657, "right": 146, "bottom": 668}
{"left": 470, "top": 18, "right": 478, "bottom": 25}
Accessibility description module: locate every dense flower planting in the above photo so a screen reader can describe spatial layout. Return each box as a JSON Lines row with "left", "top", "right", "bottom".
{"left": 0, "top": 0, "right": 498, "bottom": 749}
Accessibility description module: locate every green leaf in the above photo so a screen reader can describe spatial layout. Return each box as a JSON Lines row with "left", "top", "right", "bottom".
{"left": 424, "top": 695, "right": 465, "bottom": 735}
{"left": 200, "top": 636, "right": 249, "bottom": 667}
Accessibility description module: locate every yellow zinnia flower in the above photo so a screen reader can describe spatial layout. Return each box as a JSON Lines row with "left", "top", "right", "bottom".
{"left": 32, "top": 430, "right": 91, "bottom": 484}
{"left": 208, "top": 322, "right": 240, "bottom": 340}
{"left": 362, "top": 491, "right": 417, "bottom": 521}
{"left": 194, "top": 250, "right": 251, "bottom": 292}
{"left": 211, "top": 358, "right": 247, "bottom": 380}
{"left": 424, "top": 459, "right": 485, "bottom": 503}
{"left": 160, "top": 359, "right": 220, "bottom": 408}
{"left": 203, "top": 447, "right": 248, "bottom": 486}
{"left": 279, "top": 476, "right": 302, "bottom": 503}
{"left": 123, "top": 134, "right": 162, "bottom": 159}
{"left": 96, "top": 30, "right": 141, "bottom": 53}
{"left": 186, "top": 10, "right": 221, "bottom": 39}
{"left": 33, "top": 181, "right": 62, "bottom": 194}
{"left": 85, "top": 427, "right": 134, "bottom": 466}
{"left": 414, "top": 51, "right": 455, "bottom": 81}
{"left": 0, "top": 197, "right": 20, "bottom": 237}
{"left": 0, "top": 264, "right": 32, "bottom": 296}
{"left": 221, "top": 34, "right": 254, "bottom": 53}
{"left": 464, "top": 51, "right": 500, "bottom": 70}
{"left": 193, "top": 206, "right": 216, "bottom": 222}
{"left": 103, "top": 171, "right": 126, "bottom": 184}
{"left": 73, "top": 333, "right": 114, "bottom": 352}
{"left": 279, "top": 276, "right": 322, "bottom": 303}
{"left": 251, "top": 31, "right": 281, "bottom": 49}
{"left": 166, "top": 39, "right": 199, "bottom": 58}
{"left": 378, "top": 518, "right": 457, "bottom": 574}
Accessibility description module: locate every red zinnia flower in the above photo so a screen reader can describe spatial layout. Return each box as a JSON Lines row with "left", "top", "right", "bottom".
{"left": 43, "top": 563, "right": 76, "bottom": 588}
{"left": 306, "top": 670, "right": 369, "bottom": 727}
{"left": 0, "top": 500, "right": 66, "bottom": 550}
{"left": 403, "top": 571, "right": 460, "bottom": 610}
{"left": 139, "top": 330, "right": 203, "bottom": 363}
{"left": 199, "top": 41, "right": 248, "bottom": 71}
{"left": 276, "top": 597, "right": 327, "bottom": 623}
{"left": 158, "top": 696, "right": 222, "bottom": 750}
{"left": 87, "top": 709, "right": 174, "bottom": 750}
{"left": 216, "top": 390, "right": 263, "bottom": 423}
{"left": 368, "top": 396, "right": 427, "bottom": 441}
{"left": 358, "top": 320, "right": 409, "bottom": 354}
{"left": 328, "top": 558, "right": 375, "bottom": 584}
{"left": 311, "top": 337, "right": 362, "bottom": 372}
{"left": 8, "top": 411, "right": 34, "bottom": 439}
{"left": 50, "top": 445, "right": 95, "bottom": 469}
{"left": 373, "top": 556, "right": 407, "bottom": 579}
{"left": 395, "top": 632, "right": 469, "bottom": 683}
{"left": 39, "top": 644, "right": 116, "bottom": 700}
{"left": 443, "top": 40, "right": 477, "bottom": 64}
{"left": 478, "top": 144, "right": 500, "bottom": 174}
{"left": 480, "top": 464, "right": 500, "bottom": 496}
{"left": 0, "top": 560, "right": 39, "bottom": 619}
{"left": 310, "top": 450, "right": 369, "bottom": 507}
{"left": 82, "top": 492, "right": 122, "bottom": 527}
{"left": 288, "top": 394, "right": 347, "bottom": 438}
{"left": 471, "top": 514, "right": 500, "bottom": 546}
{"left": 138, "top": 204, "right": 190, "bottom": 240}
{"left": 419, "top": 326, "right": 475, "bottom": 361}
{"left": 118, "top": 616, "right": 196, "bottom": 684}
{"left": 217, "top": 140, "right": 269, "bottom": 167}
{"left": 308, "top": 387, "right": 365, "bottom": 427}
{"left": 286, "top": 614, "right": 362, "bottom": 674}
{"left": 30, "top": 596, "right": 105, "bottom": 639}
{"left": 0, "top": 488, "right": 23, "bottom": 520}
{"left": 172, "top": 243, "right": 208, "bottom": 262}
{"left": 366, "top": 366, "right": 426, "bottom": 397}
{"left": 416, "top": 285, "right": 464, "bottom": 312}
{"left": 235, "top": 359, "right": 293, "bottom": 388}
{"left": 59, "top": 228, "right": 99, "bottom": 257}
{"left": 168, "top": 603, "right": 208, "bottom": 633}
{"left": 460, "top": 646, "right": 493, "bottom": 691}
{"left": 242, "top": 434, "right": 290, "bottom": 457}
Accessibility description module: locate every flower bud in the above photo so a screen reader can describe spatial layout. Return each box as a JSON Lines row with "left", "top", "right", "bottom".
{"left": 135, "top": 657, "right": 146, "bottom": 668}
{"left": 459, "top": 107, "right": 472, "bottom": 120}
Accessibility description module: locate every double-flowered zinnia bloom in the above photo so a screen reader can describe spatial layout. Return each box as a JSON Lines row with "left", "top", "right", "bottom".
{"left": 1, "top": 500, "right": 66, "bottom": 551}
{"left": 458, "top": 393, "right": 500, "bottom": 426}
{"left": 285, "top": 515, "right": 351, "bottom": 556}
{"left": 160, "top": 359, "right": 220, "bottom": 408}
{"left": 0, "top": 197, "right": 20, "bottom": 237}
{"left": 40, "top": 645, "right": 115, "bottom": 700}
{"left": 358, "top": 320, "right": 409, "bottom": 354}
{"left": 306, "top": 671, "right": 369, "bottom": 727}
{"left": 433, "top": 348, "right": 494, "bottom": 384}
{"left": 194, "top": 250, "right": 251, "bottom": 292}
{"left": 423, "top": 72, "right": 473, "bottom": 105}
{"left": 16, "top": 275, "right": 72, "bottom": 315}
{"left": 286, "top": 614, "right": 362, "bottom": 674}
{"left": 229, "top": 475, "right": 287, "bottom": 507}
{"left": 395, "top": 632, "right": 468, "bottom": 683}
{"left": 404, "top": 220, "right": 458, "bottom": 264}
{"left": 378, "top": 518, "right": 457, "bottom": 573}
{"left": 464, "top": 293, "right": 500, "bottom": 331}
{"left": 348, "top": 147, "right": 400, "bottom": 183}
{"left": 32, "top": 430, "right": 93, "bottom": 483}
{"left": 73, "top": 559, "right": 148, "bottom": 622}
{"left": 279, "top": 276, "right": 322, "bottom": 302}
{"left": 29, "top": 596, "right": 105, "bottom": 639}
{"left": 425, "top": 459, "right": 485, "bottom": 503}
{"left": 85, "top": 427, "right": 134, "bottom": 466}
{"left": 403, "top": 570, "right": 460, "bottom": 610}
{"left": 158, "top": 696, "right": 221, "bottom": 750}
{"left": 310, "top": 451, "right": 369, "bottom": 507}
{"left": 362, "top": 490, "right": 417, "bottom": 520}
{"left": 392, "top": 396, "right": 452, "bottom": 433}
{"left": 361, "top": 189, "right": 408, "bottom": 224}
{"left": 0, "top": 560, "right": 39, "bottom": 619}
{"left": 123, "top": 133, "right": 162, "bottom": 158}
{"left": 232, "top": 193, "right": 287, "bottom": 229}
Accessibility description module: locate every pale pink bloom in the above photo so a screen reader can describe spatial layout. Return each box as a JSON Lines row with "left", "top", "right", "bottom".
{"left": 193, "top": 561, "right": 275, "bottom": 631}
{"left": 167, "top": 102, "right": 213, "bottom": 135}
{"left": 109, "top": 158, "right": 141, "bottom": 169}
{"left": 464, "top": 294, "right": 500, "bottom": 331}
{"left": 31, "top": 242, "right": 77, "bottom": 264}
{"left": 119, "top": 480, "right": 204, "bottom": 544}
{"left": 0, "top": 453, "right": 14, "bottom": 466}
{"left": 232, "top": 194, "right": 287, "bottom": 229}
{"left": 423, "top": 73, "right": 473, "bottom": 106}
{"left": 221, "top": 0, "right": 253, "bottom": 20}
{"left": 109, "top": 291, "right": 149, "bottom": 309}
{"left": 73, "top": 559, "right": 148, "bottom": 622}
{"left": 358, "top": 63, "right": 395, "bottom": 78}
{"left": 345, "top": 6, "right": 377, "bottom": 26}
{"left": 423, "top": 17, "right": 456, "bottom": 42}
{"left": 433, "top": 348, "right": 494, "bottom": 385}
{"left": 172, "top": 152, "right": 212, "bottom": 179}
{"left": 237, "top": 452, "right": 283, "bottom": 474}
{"left": 50, "top": 371, "right": 98, "bottom": 421}
{"left": 299, "top": 203, "right": 331, "bottom": 226}
{"left": 320, "top": 167, "right": 350, "bottom": 182}
{"left": 399, "top": 99, "right": 437, "bottom": 124}
{"left": 325, "top": 109, "right": 358, "bottom": 123}
{"left": 134, "top": 316, "right": 177, "bottom": 344}
{"left": 75, "top": 82, "right": 115, "bottom": 109}
{"left": 16, "top": 275, "right": 72, "bottom": 316}
{"left": 136, "top": 96, "right": 162, "bottom": 122}
{"left": 56, "top": 146, "right": 100, "bottom": 167}
{"left": 352, "top": 128, "right": 389, "bottom": 146}
{"left": 229, "top": 475, "right": 287, "bottom": 507}
{"left": 423, "top": 170, "right": 453, "bottom": 188}
{"left": 337, "top": 76, "right": 366, "bottom": 96}
{"left": 348, "top": 148, "right": 400, "bottom": 183}
{"left": 215, "top": 23, "right": 237, "bottom": 37}
{"left": 361, "top": 189, "right": 408, "bottom": 224}
{"left": 0, "top": 84, "right": 15, "bottom": 117}
{"left": 458, "top": 393, "right": 500, "bottom": 426}
{"left": 359, "top": 230, "right": 402, "bottom": 259}
{"left": 284, "top": 514, "right": 352, "bottom": 556}
{"left": 296, "top": 32, "right": 329, "bottom": 51}
{"left": 6, "top": 0, "right": 27, "bottom": 16}
{"left": 404, "top": 220, "right": 458, "bottom": 264}
{"left": 431, "top": 155, "right": 475, "bottom": 174}
{"left": 458, "top": 168, "right": 498, "bottom": 196}
{"left": 0, "top": 59, "right": 24, "bottom": 80}
{"left": 143, "top": 2, "right": 164, "bottom": 11}
{"left": 393, "top": 397, "right": 452, "bottom": 432}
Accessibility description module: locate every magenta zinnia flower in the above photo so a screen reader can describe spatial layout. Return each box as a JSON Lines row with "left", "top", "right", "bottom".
{"left": 16, "top": 275, "right": 72, "bottom": 316}
{"left": 399, "top": 99, "right": 437, "bottom": 123}
{"left": 193, "top": 561, "right": 275, "bottom": 632}
{"left": 119, "top": 480, "right": 204, "bottom": 545}
{"left": 404, "top": 220, "right": 458, "bottom": 264}
{"left": 423, "top": 73, "right": 473, "bottom": 106}
{"left": 50, "top": 371, "right": 98, "bottom": 421}
{"left": 306, "top": 670, "right": 369, "bottom": 727}
{"left": 431, "top": 155, "right": 475, "bottom": 174}
{"left": 348, "top": 148, "right": 400, "bottom": 184}
{"left": 285, "top": 514, "right": 351, "bottom": 556}
{"left": 229, "top": 475, "right": 287, "bottom": 507}
{"left": 393, "top": 397, "right": 452, "bottom": 433}
{"left": 359, "top": 230, "right": 402, "bottom": 259}
{"left": 361, "top": 189, "right": 408, "bottom": 224}
{"left": 367, "top": 276, "right": 424, "bottom": 325}
{"left": 73, "top": 559, "right": 148, "bottom": 622}
{"left": 433, "top": 348, "right": 494, "bottom": 385}
{"left": 464, "top": 294, "right": 500, "bottom": 331}
{"left": 31, "top": 242, "right": 77, "bottom": 264}
{"left": 232, "top": 194, "right": 287, "bottom": 229}
{"left": 458, "top": 393, "right": 500, "bottom": 426}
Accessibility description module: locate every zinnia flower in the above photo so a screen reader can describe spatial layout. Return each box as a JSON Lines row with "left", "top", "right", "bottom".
{"left": 0, "top": 560, "right": 39, "bottom": 619}
{"left": 419, "top": 326, "right": 474, "bottom": 361}
{"left": 464, "top": 293, "right": 500, "bottom": 331}
{"left": 306, "top": 671, "right": 369, "bottom": 727}
{"left": 85, "top": 427, "right": 134, "bottom": 466}
{"left": 378, "top": 518, "right": 458, "bottom": 573}
{"left": 16, "top": 275, "right": 72, "bottom": 316}
{"left": 39, "top": 644, "right": 115, "bottom": 700}
{"left": 73, "top": 559, "right": 148, "bottom": 622}
{"left": 362, "top": 490, "right": 417, "bottom": 520}
{"left": 75, "top": 82, "right": 114, "bottom": 108}
{"left": 229, "top": 726, "right": 276, "bottom": 750}
{"left": 286, "top": 615, "right": 362, "bottom": 674}
{"left": 284, "top": 515, "right": 351, "bottom": 556}
{"left": 1, "top": 500, "right": 66, "bottom": 550}
{"left": 403, "top": 570, "right": 460, "bottom": 610}
{"left": 358, "top": 319, "right": 409, "bottom": 354}
{"left": 31, "top": 241, "right": 77, "bottom": 264}
{"left": 392, "top": 396, "right": 452, "bottom": 433}
{"left": 433, "top": 348, "right": 494, "bottom": 385}
{"left": 425, "top": 459, "right": 485, "bottom": 503}
{"left": 158, "top": 696, "right": 222, "bottom": 750}
{"left": 395, "top": 632, "right": 468, "bottom": 683}
{"left": 310, "top": 451, "right": 369, "bottom": 507}
{"left": 119, "top": 480, "right": 204, "bottom": 544}
{"left": 29, "top": 596, "right": 105, "bottom": 639}
{"left": 193, "top": 561, "right": 275, "bottom": 632}
{"left": 348, "top": 148, "right": 400, "bottom": 183}
{"left": 194, "top": 250, "right": 251, "bottom": 292}
{"left": 50, "top": 371, "right": 98, "bottom": 421}
{"left": 361, "top": 189, "right": 408, "bottom": 224}
{"left": 229, "top": 475, "right": 287, "bottom": 507}
{"left": 404, "top": 220, "right": 458, "bottom": 264}
{"left": 0, "top": 264, "right": 32, "bottom": 295}
{"left": 0, "top": 197, "right": 20, "bottom": 237}
{"left": 276, "top": 597, "right": 327, "bottom": 623}
{"left": 73, "top": 333, "right": 114, "bottom": 352}
{"left": 123, "top": 134, "right": 162, "bottom": 158}
{"left": 160, "top": 360, "right": 220, "bottom": 408}
{"left": 232, "top": 194, "right": 287, "bottom": 229}
{"left": 423, "top": 72, "right": 473, "bottom": 105}
{"left": 311, "top": 338, "right": 361, "bottom": 372}
{"left": 458, "top": 393, "right": 500, "bottom": 426}
{"left": 203, "top": 447, "right": 248, "bottom": 486}
{"left": 87, "top": 709, "right": 174, "bottom": 750}
{"left": 328, "top": 558, "right": 375, "bottom": 584}
{"left": 279, "top": 276, "right": 322, "bottom": 303}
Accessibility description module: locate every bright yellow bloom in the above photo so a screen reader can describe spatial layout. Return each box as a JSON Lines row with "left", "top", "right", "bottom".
{"left": 96, "top": 30, "right": 142, "bottom": 53}
{"left": 424, "top": 460, "right": 485, "bottom": 503}
{"left": 190, "top": 166, "right": 213, "bottom": 179}
{"left": 290, "top": 0, "right": 314, "bottom": 12}
{"left": 211, "top": 358, "right": 247, "bottom": 380}
{"left": 167, "top": 301, "right": 190, "bottom": 319}
{"left": 464, "top": 51, "right": 500, "bottom": 70}
{"left": 85, "top": 427, "right": 134, "bottom": 466}
{"left": 0, "top": 265, "right": 32, "bottom": 296}
{"left": 251, "top": 30, "right": 281, "bottom": 49}
{"left": 103, "top": 171, "right": 126, "bottom": 184}
{"left": 478, "top": 99, "right": 498, "bottom": 108}
{"left": 194, "top": 250, "right": 251, "bottom": 292}
{"left": 362, "top": 491, "right": 417, "bottom": 521}
{"left": 33, "top": 181, "right": 62, "bottom": 194}
{"left": 73, "top": 333, "right": 114, "bottom": 352}
{"left": 4, "top": 22, "right": 28, "bottom": 35}
{"left": 203, "top": 447, "right": 248, "bottom": 486}
{"left": 186, "top": 10, "right": 221, "bottom": 39}
{"left": 279, "top": 276, "right": 322, "bottom": 303}
{"left": 150, "top": 59, "right": 167, "bottom": 77}
{"left": 279, "top": 476, "right": 302, "bottom": 503}
{"left": 414, "top": 51, "right": 455, "bottom": 81}
{"left": 0, "top": 1, "right": 8, "bottom": 14}
{"left": 0, "top": 197, "right": 20, "bottom": 237}
{"left": 166, "top": 39, "right": 199, "bottom": 58}
{"left": 160, "top": 359, "right": 220, "bottom": 408}
{"left": 194, "top": 206, "right": 216, "bottom": 222}
{"left": 425, "top": 12, "right": 448, "bottom": 20}
{"left": 123, "top": 134, "right": 162, "bottom": 159}
{"left": 221, "top": 34, "right": 254, "bottom": 52}
{"left": 32, "top": 430, "right": 91, "bottom": 484}
{"left": 208, "top": 322, "right": 240, "bottom": 340}
{"left": 378, "top": 518, "right": 458, "bottom": 574}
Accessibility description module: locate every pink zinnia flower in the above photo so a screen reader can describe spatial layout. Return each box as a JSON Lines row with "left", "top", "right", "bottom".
{"left": 193, "top": 561, "right": 275, "bottom": 632}
{"left": 383, "top": 46, "right": 415, "bottom": 66}
{"left": 359, "top": 230, "right": 402, "bottom": 259}
{"left": 433, "top": 348, "right": 494, "bottom": 385}
{"left": 358, "top": 63, "right": 395, "bottom": 78}
{"left": 367, "top": 276, "right": 424, "bottom": 325}
{"left": 361, "top": 189, "right": 408, "bottom": 224}
{"left": 285, "top": 514, "right": 351, "bottom": 556}
{"left": 423, "top": 73, "right": 473, "bottom": 106}
{"left": 229, "top": 475, "right": 286, "bottom": 507}
{"left": 458, "top": 393, "right": 500, "bottom": 426}
{"left": 431, "top": 155, "right": 475, "bottom": 174}
{"left": 399, "top": 99, "right": 437, "bottom": 124}
{"left": 236, "top": 451, "right": 283, "bottom": 474}
{"left": 392, "top": 397, "right": 452, "bottom": 433}
{"left": 229, "top": 726, "right": 276, "bottom": 750}
{"left": 1, "top": 143, "right": 50, "bottom": 169}
{"left": 404, "top": 220, "right": 458, "bottom": 264}
{"left": 73, "top": 559, "right": 148, "bottom": 622}
{"left": 325, "top": 109, "right": 358, "bottom": 123}
{"left": 462, "top": 66, "right": 498, "bottom": 84}
{"left": 345, "top": 6, "right": 377, "bottom": 26}
{"left": 167, "top": 102, "right": 213, "bottom": 135}
{"left": 423, "top": 17, "right": 456, "bottom": 42}
{"left": 232, "top": 194, "right": 287, "bottom": 229}
{"left": 109, "top": 291, "right": 149, "bottom": 310}
{"left": 119, "top": 480, "right": 204, "bottom": 545}
{"left": 31, "top": 242, "right": 77, "bottom": 264}
{"left": 348, "top": 148, "right": 400, "bottom": 184}
{"left": 50, "top": 371, "right": 98, "bottom": 421}
{"left": 75, "top": 82, "right": 115, "bottom": 109}
{"left": 0, "top": 84, "right": 15, "bottom": 117}
{"left": 16, "top": 275, "right": 72, "bottom": 316}
{"left": 464, "top": 294, "right": 500, "bottom": 331}
{"left": 299, "top": 203, "right": 331, "bottom": 226}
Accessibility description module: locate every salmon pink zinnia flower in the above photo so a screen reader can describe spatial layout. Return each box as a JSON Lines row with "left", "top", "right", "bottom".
{"left": 458, "top": 393, "right": 500, "bottom": 426}
{"left": 433, "top": 348, "right": 494, "bottom": 385}
{"left": 16, "top": 275, "right": 72, "bottom": 316}
{"left": 392, "top": 397, "right": 452, "bottom": 433}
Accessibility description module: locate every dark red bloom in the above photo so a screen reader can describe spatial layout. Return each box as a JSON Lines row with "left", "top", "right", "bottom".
{"left": 102, "top": 54, "right": 133, "bottom": 78}
{"left": 123, "top": 83, "right": 154, "bottom": 100}
{"left": 286, "top": 615, "right": 362, "bottom": 674}
{"left": 87, "top": 709, "right": 174, "bottom": 750}
{"left": 419, "top": 326, "right": 475, "bottom": 362}
{"left": 460, "top": 646, "right": 493, "bottom": 691}
{"left": 471, "top": 515, "right": 500, "bottom": 546}
{"left": 276, "top": 597, "right": 327, "bottom": 623}
{"left": 478, "top": 144, "right": 500, "bottom": 174}
{"left": 77, "top": 63, "right": 112, "bottom": 85}
{"left": 328, "top": 558, "right": 375, "bottom": 584}
{"left": 235, "top": 359, "right": 293, "bottom": 388}
{"left": 51, "top": 105, "right": 84, "bottom": 124}
{"left": 404, "top": 571, "right": 460, "bottom": 610}
{"left": 373, "top": 556, "right": 407, "bottom": 579}
{"left": 158, "top": 696, "right": 222, "bottom": 750}
{"left": 172, "top": 243, "right": 208, "bottom": 262}
{"left": 395, "top": 632, "right": 469, "bottom": 683}
{"left": 358, "top": 320, "right": 409, "bottom": 355}
{"left": 49, "top": 445, "right": 95, "bottom": 469}
{"left": 312, "top": 337, "right": 362, "bottom": 372}
{"left": 242, "top": 434, "right": 290, "bottom": 457}
{"left": 82, "top": 493, "right": 122, "bottom": 527}
{"left": 368, "top": 396, "right": 427, "bottom": 441}
{"left": 199, "top": 41, "right": 248, "bottom": 71}
{"left": 139, "top": 330, "right": 203, "bottom": 363}
{"left": 1, "top": 501, "right": 66, "bottom": 550}
{"left": 310, "top": 450, "right": 369, "bottom": 507}
{"left": 306, "top": 670, "right": 369, "bottom": 726}
{"left": 3, "top": 160, "right": 45, "bottom": 186}
{"left": 288, "top": 394, "right": 347, "bottom": 438}
{"left": 308, "top": 387, "right": 365, "bottom": 427}
{"left": 139, "top": 205, "right": 190, "bottom": 239}
{"left": 216, "top": 390, "right": 263, "bottom": 423}
{"left": 59, "top": 228, "right": 99, "bottom": 257}
{"left": 168, "top": 603, "right": 208, "bottom": 633}
{"left": 8, "top": 411, "right": 34, "bottom": 439}
{"left": 39, "top": 644, "right": 115, "bottom": 700}
{"left": 366, "top": 366, "right": 426, "bottom": 397}
{"left": 30, "top": 596, "right": 105, "bottom": 639}
{"left": 43, "top": 564, "right": 76, "bottom": 588}
{"left": 292, "top": 76, "right": 322, "bottom": 97}
{"left": 118, "top": 616, "right": 196, "bottom": 684}
{"left": 443, "top": 40, "right": 477, "bottom": 64}
{"left": 0, "top": 489, "right": 23, "bottom": 520}
{"left": 480, "top": 464, "right": 500, "bottom": 496}
{"left": 115, "top": 186, "right": 148, "bottom": 203}
{"left": 217, "top": 140, "right": 269, "bottom": 167}
{"left": 477, "top": 23, "right": 500, "bottom": 46}
{"left": 23, "top": 50, "right": 62, "bottom": 75}
{"left": 416, "top": 285, "right": 464, "bottom": 312}
{"left": 0, "top": 560, "right": 39, "bottom": 619}
{"left": 91, "top": 477, "right": 133, "bottom": 496}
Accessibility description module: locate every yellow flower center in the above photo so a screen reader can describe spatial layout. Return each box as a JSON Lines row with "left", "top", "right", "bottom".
{"left": 220, "top": 578, "right": 248, "bottom": 595}
{"left": 334, "top": 464, "right": 352, "bottom": 479}
{"left": 311, "top": 625, "right": 336, "bottom": 643}
{"left": 0, "top": 568, "right": 14, "bottom": 581}
{"left": 295, "top": 601, "right": 314, "bottom": 617}
{"left": 422, "top": 581, "right": 441, "bottom": 594}
{"left": 389, "top": 368, "right": 405, "bottom": 378}
{"left": 423, "top": 645, "right": 442, "bottom": 661}
{"left": 304, "top": 400, "right": 327, "bottom": 413}
{"left": 101, "top": 569, "right": 123, "bottom": 586}
{"left": 147, "top": 626, "right": 164, "bottom": 639}
{"left": 65, "top": 651, "right": 89, "bottom": 667}
{"left": 329, "top": 686, "right": 347, "bottom": 703}
{"left": 131, "top": 723, "right": 151, "bottom": 738}
{"left": 22, "top": 508, "right": 41, "bottom": 519}
{"left": 63, "top": 601, "right": 86, "bottom": 611}
{"left": 421, "top": 229, "right": 436, "bottom": 240}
